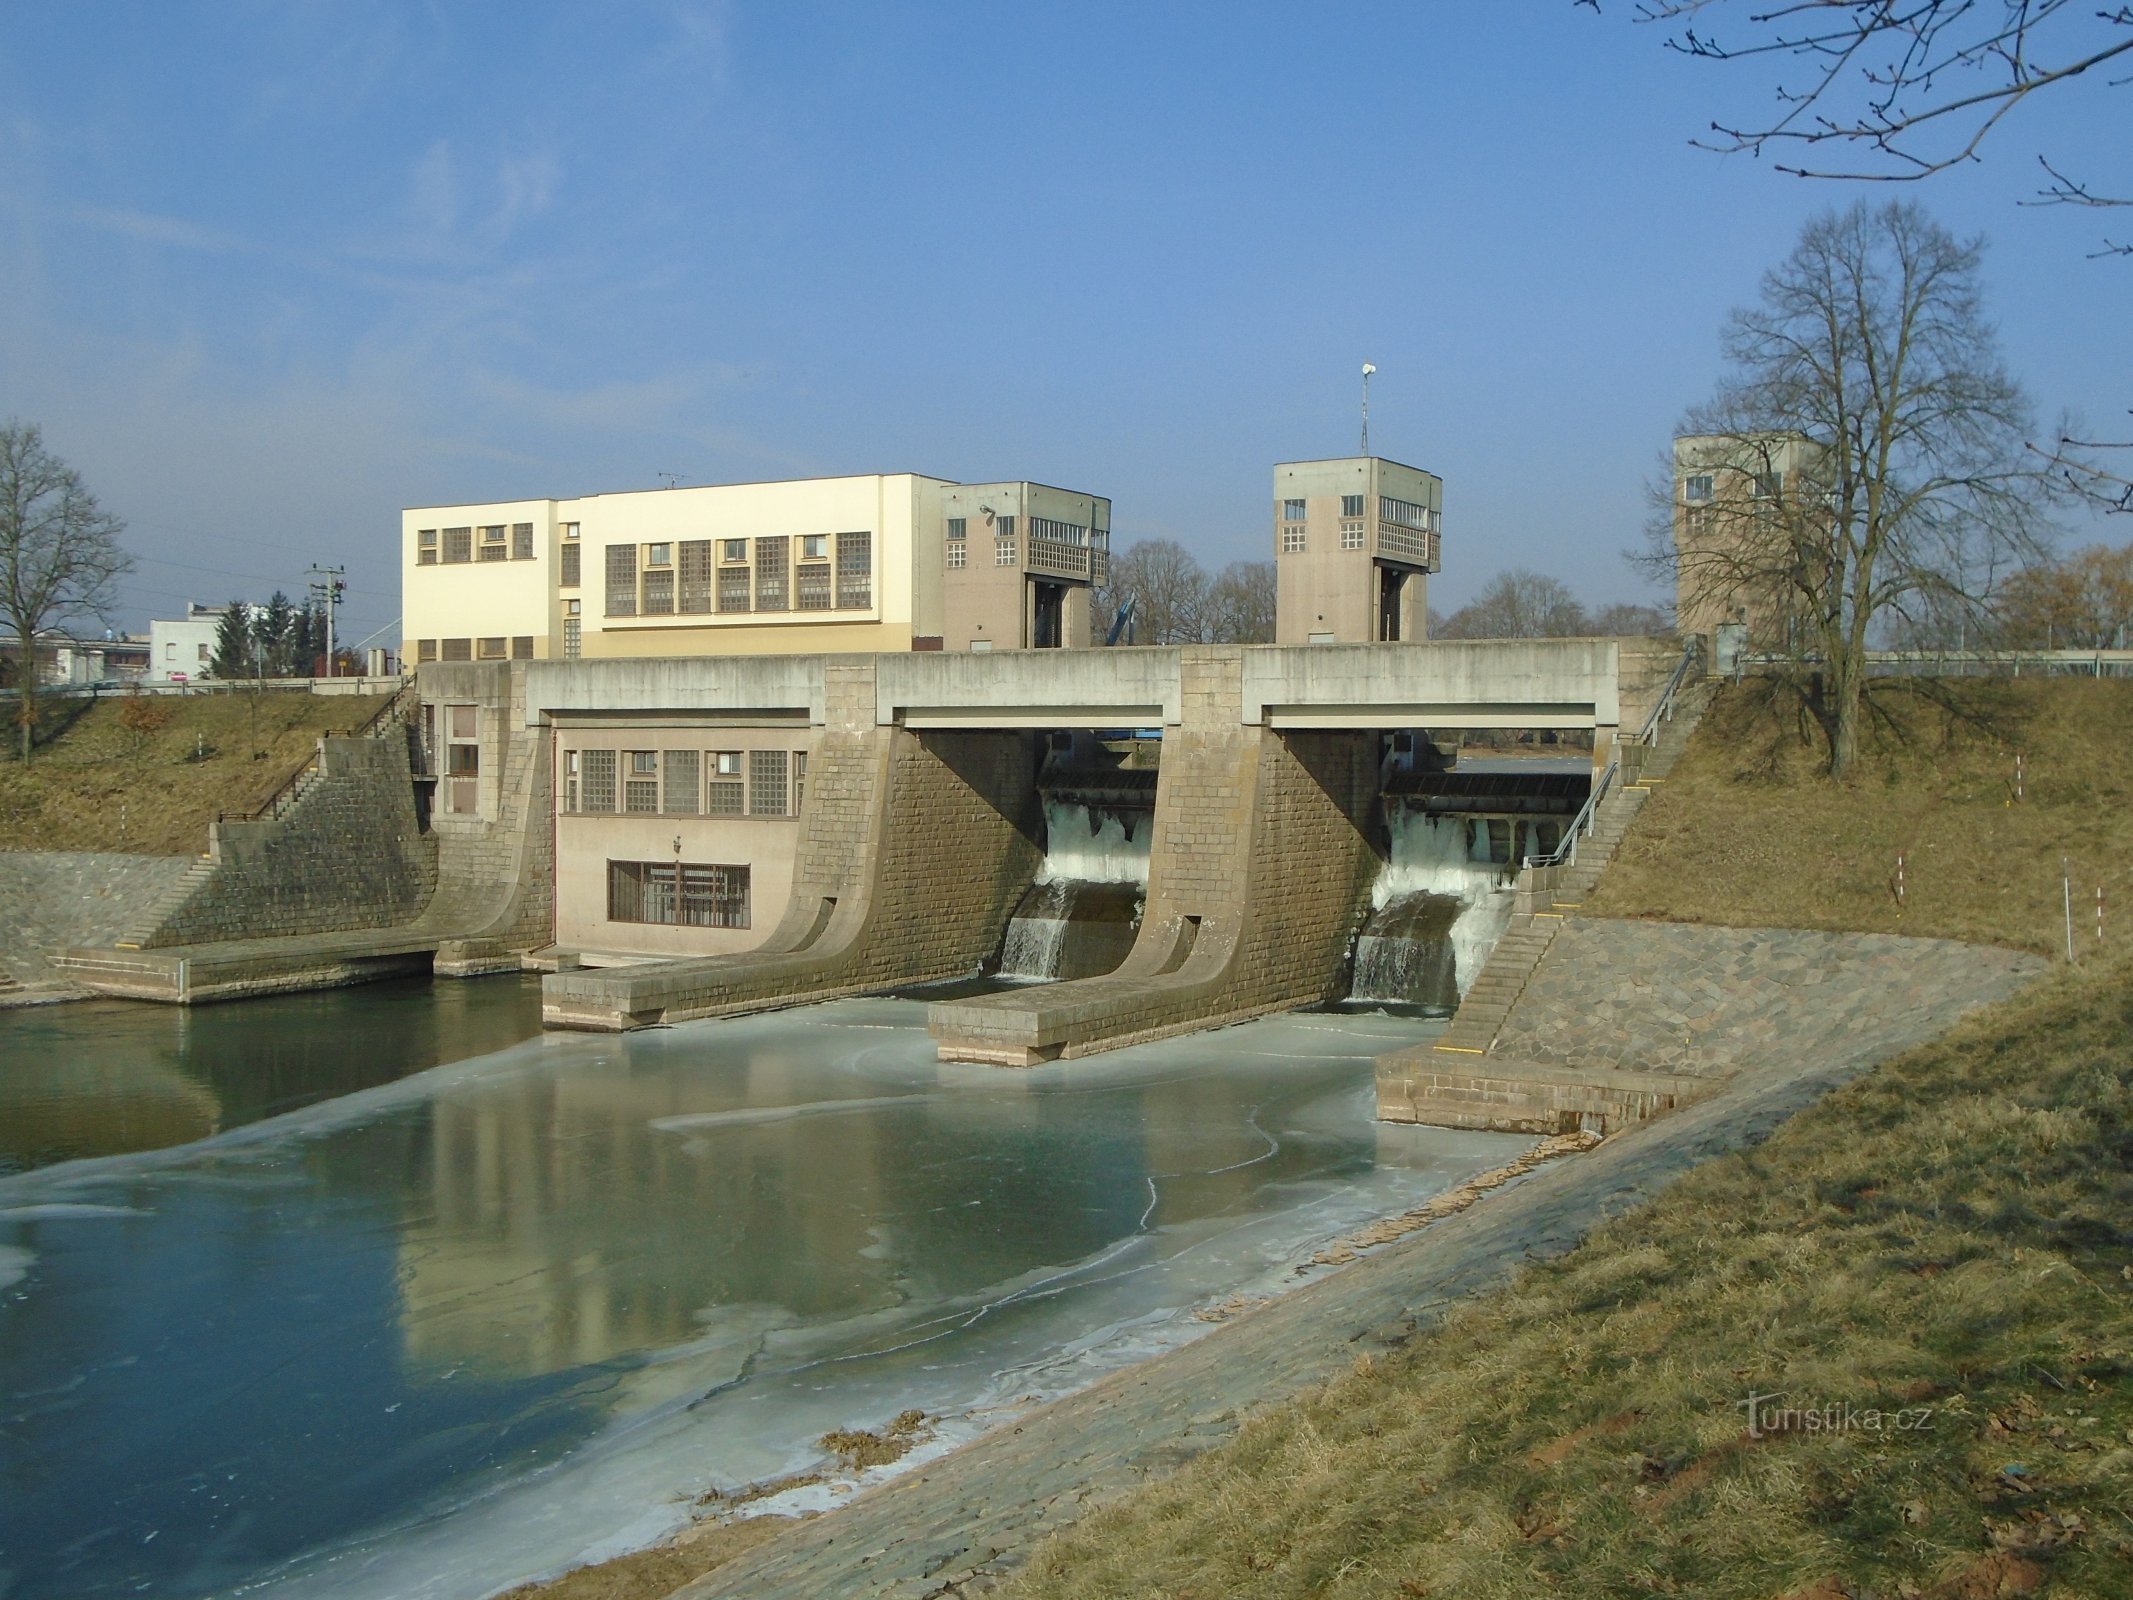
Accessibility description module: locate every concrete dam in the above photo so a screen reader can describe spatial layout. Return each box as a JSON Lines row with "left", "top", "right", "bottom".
{"left": 58, "top": 637, "right": 1685, "bottom": 1071}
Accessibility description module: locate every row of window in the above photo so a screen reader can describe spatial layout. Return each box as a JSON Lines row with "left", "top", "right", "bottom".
{"left": 599, "top": 534, "right": 873, "bottom": 618}
{"left": 417, "top": 524, "right": 537, "bottom": 564}
{"left": 608, "top": 860, "right": 751, "bottom": 928}
{"left": 1681, "top": 470, "right": 1784, "bottom": 503}
{"left": 414, "top": 637, "right": 536, "bottom": 662}
{"left": 1279, "top": 494, "right": 1434, "bottom": 525}
{"left": 563, "top": 747, "right": 807, "bottom": 817}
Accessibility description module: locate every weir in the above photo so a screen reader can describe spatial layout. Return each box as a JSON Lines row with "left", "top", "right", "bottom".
{"left": 51, "top": 640, "right": 1688, "bottom": 1058}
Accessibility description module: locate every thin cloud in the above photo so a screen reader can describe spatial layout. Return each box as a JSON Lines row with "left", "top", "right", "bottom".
{"left": 69, "top": 204, "right": 244, "bottom": 254}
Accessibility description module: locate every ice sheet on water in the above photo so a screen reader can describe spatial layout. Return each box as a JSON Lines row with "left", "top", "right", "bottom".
{"left": 0, "top": 1243, "right": 31, "bottom": 1291}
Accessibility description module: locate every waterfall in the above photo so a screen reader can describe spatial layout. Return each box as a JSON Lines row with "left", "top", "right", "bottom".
{"left": 996, "top": 798, "right": 1150, "bottom": 982}
{"left": 1350, "top": 811, "right": 1518, "bottom": 1008}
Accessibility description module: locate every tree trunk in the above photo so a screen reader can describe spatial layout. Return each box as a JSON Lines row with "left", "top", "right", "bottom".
{"left": 16, "top": 678, "right": 32, "bottom": 762}
{"left": 1827, "top": 656, "right": 1865, "bottom": 779}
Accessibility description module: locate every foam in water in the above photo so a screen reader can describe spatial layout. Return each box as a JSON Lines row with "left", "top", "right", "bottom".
{"left": 1358, "top": 810, "right": 1519, "bottom": 1000}
{"left": 1035, "top": 797, "right": 1149, "bottom": 886}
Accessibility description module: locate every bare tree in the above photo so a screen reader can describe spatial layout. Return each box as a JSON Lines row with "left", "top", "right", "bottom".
{"left": 1102, "top": 539, "right": 1209, "bottom": 645}
{"left": 1652, "top": 201, "right": 2055, "bottom": 776}
{"left": 1436, "top": 569, "right": 1590, "bottom": 638}
{"left": 1590, "top": 600, "right": 1675, "bottom": 635}
{"left": 1, "top": 423, "right": 132, "bottom": 760}
{"left": 1205, "top": 560, "right": 1277, "bottom": 643}
{"left": 1993, "top": 542, "right": 2133, "bottom": 646}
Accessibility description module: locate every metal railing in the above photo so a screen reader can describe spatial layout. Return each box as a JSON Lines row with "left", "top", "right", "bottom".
{"left": 1732, "top": 647, "right": 2133, "bottom": 682}
{"left": 216, "top": 684, "right": 418, "bottom": 824}
{"left": 1636, "top": 642, "right": 1700, "bottom": 746}
{"left": 1523, "top": 756, "right": 1617, "bottom": 871}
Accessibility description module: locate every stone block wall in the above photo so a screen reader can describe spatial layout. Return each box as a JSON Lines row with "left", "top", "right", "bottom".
{"left": 419, "top": 662, "right": 555, "bottom": 960}
{"left": 0, "top": 852, "right": 197, "bottom": 983}
{"left": 138, "top": 732, "right": 436, "bottom": 948}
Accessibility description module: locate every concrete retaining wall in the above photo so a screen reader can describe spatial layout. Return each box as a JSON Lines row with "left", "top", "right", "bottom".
{"left": 0, "top": 852, "right": 196, "bottom": 985}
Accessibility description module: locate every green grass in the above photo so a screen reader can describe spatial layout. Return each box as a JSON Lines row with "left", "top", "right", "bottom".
{"left": 1003, "top": 956, "right": 2133, "bottom": 1598}
{"left": 0, "top": 689, "right": 391, "bottom": 856}
{"left": 1593, "top": 678, "right": 2133, "bottom": 958}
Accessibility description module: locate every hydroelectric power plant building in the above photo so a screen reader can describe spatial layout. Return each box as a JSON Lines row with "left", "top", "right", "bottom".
{"left": 58, "top": 457, "right": 1702, "bottom": 1131}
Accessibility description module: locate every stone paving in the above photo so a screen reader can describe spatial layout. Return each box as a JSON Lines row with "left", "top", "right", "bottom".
{"left": 669, "top": 924, "right": 2046, "bottom": 1600}
{"left": 0, "top": 850, "right": 193, "bottom": 990}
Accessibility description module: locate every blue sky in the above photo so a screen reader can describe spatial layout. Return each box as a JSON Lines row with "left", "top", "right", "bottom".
{"left": 2, "top": 2, "right": 2125, "bottom": 647}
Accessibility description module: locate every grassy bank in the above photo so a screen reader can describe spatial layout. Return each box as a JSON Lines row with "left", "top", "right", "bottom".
{"left": 0, "top": 689, "right": 391, "bottom": 856}
{"left": 1004, "top": 956, "right": 2133, "bottom": 1599}
{"left": 1591, "top": 677, "right": 2133, "bottom": 958}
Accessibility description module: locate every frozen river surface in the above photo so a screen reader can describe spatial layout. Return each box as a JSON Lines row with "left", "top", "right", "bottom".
{"left": 0, "top": 988, "right": 1524, "bottom": 1600}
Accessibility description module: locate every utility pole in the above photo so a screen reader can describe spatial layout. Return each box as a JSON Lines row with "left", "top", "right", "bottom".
{"left": 307, "top": 564, "right": 346, "bottom": 678}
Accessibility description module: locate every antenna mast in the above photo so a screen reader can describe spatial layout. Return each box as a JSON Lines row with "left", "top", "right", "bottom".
{"left": 1360, "top": 362, "right": 1376, "bottom": 456}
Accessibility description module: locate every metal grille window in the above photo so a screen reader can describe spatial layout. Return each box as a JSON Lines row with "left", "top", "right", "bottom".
{"left": 624, "top": 750, "right": 659, "bottom": 813}
{"left": 718, "top": 565, "right": 750, "bottom": 613}
{"left": 443, "top": 527, "right": 473, "bottom": 563}
{"left": 606, "top": 544, "right": 638, "bottom": 616}
{"left": 1282, "top": 499, "right": 1306, "bottom": 522}
{"left": 479, "top": 525, "right": 508, "bottom": 562}
{"left": 664, "top": 749, "right": 700, "bottom": 814}
{"left": 559, "top": 542, "right": 580, "bottom": 587}
{"left": 442, "top": 637, "right": 473, "bottom": 660}
{"left": 748, "top": 748, "right": 789, "bottom": 816}
{"left": 417, "top": 639, "right": 438, "bottom": 662}
{"left": 478, "top": 636, "right": 507, "bottom": 659}
{"left": 678, "top": 540, "right": 713, "bottom": 613}
{"left": 754, "top": 536, "right": 789, "bottom": 612}
{"left": 642, "top": 568, "right": 675, "bottom": 614}
{"left": 562, "top": 618, "right": 581, "bottom": 658}
{"left": 511, "top": 522, "right": 534, "bottom": 560}
{"left": 708, "top": 750, "right": 744, "bottom": 815}
{"left": 836, "top": 532, "right": 871, "bottom": 608}
{"left": 417, "top": 529, "right": 438, "bottom": 565}
{"left": 511, "top": 636, "right": 533, "bottom": 659}
{"left": 607, "top": 861, "right": 750, "bottom": 928}
{"left": 581, "top": 749, "right": 617, "bottom": 812}
{"left": 796, "top": 558, "right": 832, "bottom": 610}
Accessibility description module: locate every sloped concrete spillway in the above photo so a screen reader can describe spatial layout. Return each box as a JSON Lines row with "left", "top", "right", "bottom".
{"left": 996, "top": 791, "right": 1151, "bottom": 984}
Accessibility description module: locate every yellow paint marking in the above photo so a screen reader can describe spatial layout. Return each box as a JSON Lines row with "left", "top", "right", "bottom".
{"left": 1433, "top": 1044, "right": 1487, "bottom": 1054}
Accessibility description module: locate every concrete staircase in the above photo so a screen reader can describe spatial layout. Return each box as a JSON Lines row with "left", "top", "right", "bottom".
{"left": 1429, "top": 680, "right": 1712, "bottom": 1058}
{"left": 116, "top": 856, "right": 221, "bottom": 950}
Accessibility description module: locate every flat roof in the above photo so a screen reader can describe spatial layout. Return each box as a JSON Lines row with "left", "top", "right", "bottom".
{"left": 403, "top": 470, "right": 961, "bottom": 515}
{"left": 1273, "top": 455, "right": 1439, "bottom": 478}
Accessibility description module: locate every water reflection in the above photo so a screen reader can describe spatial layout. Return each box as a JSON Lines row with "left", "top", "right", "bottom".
{"left": 0, "top": 996, "right": 1521, "bottom": 1600}
{"left": 0, "top": 976, "right": 545, "bottom": 1173}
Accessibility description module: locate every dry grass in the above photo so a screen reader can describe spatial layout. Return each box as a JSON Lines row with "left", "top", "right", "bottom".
{"left": 1003, "top": 956, "right": 2133, "bottom": 1599}
{"left": 1589, "top": 677, "right": 2133, "bottom": 959}
{"left": 0, "top": 690, "right": 390, "bottom": 856}
{"left": 491, "top": 1515, "right": 789, "bottom": 1600}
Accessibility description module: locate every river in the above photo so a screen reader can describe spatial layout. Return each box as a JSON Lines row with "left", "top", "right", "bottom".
{"left": 0, "top": 978, "right": 1525, "bottom": 1599}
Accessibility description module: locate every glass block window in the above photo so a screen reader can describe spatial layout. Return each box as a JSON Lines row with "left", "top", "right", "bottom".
{"left": 678, "top": 540, "right": 713, "bottom": 613}
{"left": 947, "top": 542, "right": 966, "bottom": 569}
{"left": 478, "top": 525, "right": 508, "bottom": 562}
{"left": 796, "top": 558, "right": 832, "bottom": 610}
{"left": 417, "top": 529, "right": 438, "bottom": 565}
{"left": 416, "top": 639, "right": 438, "bottom": 662}
{"left": 477, "top": 636, "right": 507, "bottom": 659}
{"left": 1341, "top": 521, "right": 1365, "bottom": 550}
{"left": 708, "top": 750, "right": 744, "bottom": 815}
{"left": 442, "top": 637, "right": 472, "bottom": 661}
{"left": 748, "top": 748, "right": 789, "bottom": 816}
{"left": 664, "top": 749, "right": 700, "bottom": 814}
{"left": 836, "top": 532, "right": 872, "bottom": 608}
{"left": 559, "top": 542, "right": 580, "bottom": 587}
{"left": 718, "top": 565, "right": 750, "bottom": 613}
{"left": 581, "top": 749, "right": 617, "bottom": 812}
{"left": 642, "top": 567, "right": 675, "bottom": 614}
{"left": 1281, "top": 527, "right": 1306, "bottom": 554}
{"left": 511, "top": 522, "right": 534, "bottom": 560}
{"left": 511, "top": 636, "right": 534, "bottom": 659}
{"left": 562, "top": 618, "right": 581, "bottom": 658}
{"left": 606, "top": 544, "right": 638, "bottom": 616}
{"left": 443, "top": 527, "right": 473, "bottom": 563}
{"left": 754, "top": 536, "right": 789, "bottom": 612}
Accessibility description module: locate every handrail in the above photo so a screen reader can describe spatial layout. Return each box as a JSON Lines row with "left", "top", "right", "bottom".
{"left": 1636, "top": 642, "right": 1698, "bottom": 747}
{"left": 217, "top": 684, "right": 417, "bottom": 823}
{"left": 1523, "top": 756, "right": 1617, "bottom": 871}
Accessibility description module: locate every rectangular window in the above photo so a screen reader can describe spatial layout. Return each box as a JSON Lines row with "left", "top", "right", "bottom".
{"left": 801, "top": 533, "right": 829, "bottom": 562}
{"left": 947, "top": 542, "right": 966, "bottom": 569}
{"left": 793, "top": 750, "right": 807, "bottom": 811}
{"left": 708, "top": 750, "right": 744, "bottom": 815}
{"left": 754, "top": 536, "right": 789, "bottom": 612}
{"left": 646, "top": 543, "right": 672, "bottom": 568}
{"left": 1340, "top": 494, "right": 1365, "bottom": 517}
{"left": 444, "top": 527, "right": 473, "bottom": 563}
{"left": 1340, "top": 521, "right": 1365, "bottom": 549}
{"left": 748, "top": 748, "right": 789, "bottom": 816}
{"left": 478, "top": 525, "right": 508, "bottom": 562}
{"left": 1282, "top": 527, "right": 1306, "bottom": 554}
{"left": 417, "top": 529, "right": 439, "bottom": 565}
{"left": 417, "top": 639, "right": 438, "bottom": 663}
{"left": 996, "top": 534, "right": 1017, "bottom": 566}
{"left": 559, "top": 542, "right": 581, "bottom": 587}
{"left": 946, "top": 517, "right": 966, "bottom": 542}
{"left": 1379, "top": 496, "right": 1436, "bottom": 532}
{"left": 511, "top": 636, "right": 533, "bottom": 660}
{"left": 1753, "top": 471, "right": 1784, "bottom": 500}
{"left": 664, "top": 749, "right": 700, "bottom": 814}
{"left": 563, "top": 522, "right": 580, "bottom": 540}
{"left": 624, "top": 751, "right": 659, "bottom": 813}
{"left": 511, "top": 522, "right": 534, "bottom": 560}
{"left": 1028, "top": 516, "right": 1086, "bottom": 546}
{"left": 836, "top": 531, "right": 872, "bottom": 608}
{"left": 562, "top": 618, "right": 581, "bottom": 658}
{"left": 642, "top": 567, "right": 675, "bottom": 614}
{"left": 718, "top": 565, "right": 750, "bottom": 613}
{"left": 563, "top": 750, "right": 579, "bottom": 813}
{"left": 607, "top": 860, "right": 749, "bottom": 928}
{"left": 996, "top": 514, "right": 1016, "bottom": 540}
{"left": 796, "top": 559, "right": 832, "bottom": 610}
{"left": 581, "top": 749, "right": 617, "bottom": 812}
{"left": 721, "top": 539, "right": 747, "bottom": 564}
{"left": 477, "top": 636, "right": 507, "bottom": 659}
{"left": 442, "top": 637, "right": 473, "bottom": 661}
{"left": 1282, "top": 499, "right": 1306, "bottom": 522}
{"left": 445, "top": 705, "right": 479, "bottom": 815}
{"left": 1683, "top": 474, "right": 1714, "bottom": 504}
{"left": 678, "top": 540, "right": 713, "bottom": 613}
{"left": 606, "top": 544, "right": 639, "bottom": 616}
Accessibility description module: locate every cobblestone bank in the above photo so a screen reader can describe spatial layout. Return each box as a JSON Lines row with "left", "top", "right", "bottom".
{"left": 0, "top": 851, "right": 195, "bottom": 986}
